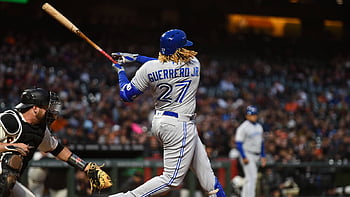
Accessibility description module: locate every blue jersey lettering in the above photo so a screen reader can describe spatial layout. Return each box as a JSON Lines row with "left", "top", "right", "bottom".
{"left": 163, "top": 69, "right": 169, "bottom": 79}
{"left": 185, "top": 68, "right": 190, "bottom": 77}
{"left": 148, "top": 73, "right": 154, "bottom": 82}
{"left": 180, "top": 68, "right": 185, "bottom": 77}
{"left": 174, "top": 69, "right": 179, "bottom": 78}
{"left": 158, "top": 70, "right": 163, "bottom": 80}
{"left": 191, "top": 67, "right": 199, "bottom": 76}
{"left": 147, "top": 67, "right": 199, "bottom": 82}
{"left": 169, "top": 69, "right": 174, "bottom": 78}
{"left": 152, "top": 72, "right": 159, "bottom": 81}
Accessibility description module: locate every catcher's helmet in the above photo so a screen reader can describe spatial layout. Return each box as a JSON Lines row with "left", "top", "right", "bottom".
{"left": 160, "top": 29, "right": 193, "bottom": 55}
{"left": 15, "top": 88, "right": 61, "bottom": 125}
{"left": 15, "top": 88, "right": 50, "bottom": 109}
{"left": 246, "top": 105, "right": 258, "bottom": 115}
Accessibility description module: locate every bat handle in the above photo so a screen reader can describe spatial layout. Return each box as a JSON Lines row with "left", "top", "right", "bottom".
{"left": 99, "top": 49, "right": 117, "bottom": 64}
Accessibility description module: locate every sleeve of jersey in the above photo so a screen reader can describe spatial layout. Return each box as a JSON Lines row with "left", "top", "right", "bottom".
{"left": 38, "top": 127, "right": 59, "bottom": 153}
{"left": 136, "top": 55, "right": 157, "bottom": 64}
{"left": 118, "top": 70, "right": 143, "bottom": 102}
{"left": 236, "top": 141, "right": 246, "bottom": 159}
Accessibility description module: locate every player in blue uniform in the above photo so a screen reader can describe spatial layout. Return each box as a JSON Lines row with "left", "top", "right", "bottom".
{"left": 235, "top": 105, "right": 266, "bottom": 197}
{"left": 109, "top": 29, "right": 226, "bottom": 197}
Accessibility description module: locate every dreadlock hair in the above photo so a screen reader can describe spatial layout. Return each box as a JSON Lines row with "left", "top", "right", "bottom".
{"left": 158, "top": 48, "right": 198, "bottom": 64}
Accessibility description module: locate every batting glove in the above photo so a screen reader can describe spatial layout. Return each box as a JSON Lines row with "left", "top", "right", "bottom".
{"left": 111, "top": 52, "right": 139, "bottom": 64}
{"left": 112, "top": 63, "right": 125, "bottom": 73}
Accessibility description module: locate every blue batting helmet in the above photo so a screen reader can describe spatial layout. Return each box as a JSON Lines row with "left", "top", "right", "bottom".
{"left": 246, "top": 105, "right": 259, "bottom": 115}
{"left": 160, "top": 29, "right": 193, "bottom": 55}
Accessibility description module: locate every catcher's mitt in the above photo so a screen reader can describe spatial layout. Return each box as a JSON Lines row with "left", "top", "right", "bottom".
{"left": 85, "top": 162, "right": 113, "bottom": 191}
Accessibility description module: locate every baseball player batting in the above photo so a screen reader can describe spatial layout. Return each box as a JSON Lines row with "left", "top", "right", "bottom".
{"left": 109, "top": 29, "right": 226, "bottom": 197}
{"left": 235, "top": 105, "right": 266, "bottom": 197}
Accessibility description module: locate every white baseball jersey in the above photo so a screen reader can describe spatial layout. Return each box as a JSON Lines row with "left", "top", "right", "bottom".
{"left": 235, "top": 120, "right": 264, "bottom": 197}
{"left": 110, "top": 57, "right": 223, "bottom": 197}
{"left": 235, "top": 120, "right": 263, "bottom": 154}
{"left": 131, "top": 57, "right": 200, "bottom": 114}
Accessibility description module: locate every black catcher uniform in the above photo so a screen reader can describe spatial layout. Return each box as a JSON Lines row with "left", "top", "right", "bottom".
{"left": 0, "top": 88, "right": 61, "bottom": 196}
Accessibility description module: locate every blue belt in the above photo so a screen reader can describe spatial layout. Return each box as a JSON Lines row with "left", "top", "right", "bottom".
{"left": 156, "top": 110, "right": 195, "bottom": 120}
{"left": 163, "top": 111, "right": 178, "bottom": 118}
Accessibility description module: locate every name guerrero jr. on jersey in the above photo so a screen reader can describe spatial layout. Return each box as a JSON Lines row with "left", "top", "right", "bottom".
{"left": 147, "top": 66, "right": 199, "bottom": 82}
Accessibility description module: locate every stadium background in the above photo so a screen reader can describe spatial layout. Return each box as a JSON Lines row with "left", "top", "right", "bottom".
{"left": 1, "top": 0, "right": 350, "bottom": 196}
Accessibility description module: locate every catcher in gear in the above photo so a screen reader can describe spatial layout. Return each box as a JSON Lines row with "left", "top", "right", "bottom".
{"left": 0, "top": 88, "right": 112, "bottom": 197}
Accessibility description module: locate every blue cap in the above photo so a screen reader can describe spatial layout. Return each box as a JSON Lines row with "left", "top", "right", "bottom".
{"left": 246, "top": 105, "right": 258, "bottom": 115}
{"left": 160, "top": 29, "right": 193, "bottom": 55}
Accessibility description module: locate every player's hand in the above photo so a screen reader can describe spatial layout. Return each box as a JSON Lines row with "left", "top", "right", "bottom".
{"left": 243, "top": 158, "right": 249, "bottom": 165}
{"left": 112, "top": 63, "right": 125, "bottom": 72}
{"left": 4, "top": 143, "right": 32, "bottom": 156}
{"left": 111, "top": 52, "right": 139, "bottom": 64}
{"left": 260, "top": 157, "right": 267, "bottom": 167}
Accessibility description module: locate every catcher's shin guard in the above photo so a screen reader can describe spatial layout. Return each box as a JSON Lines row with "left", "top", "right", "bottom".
{"left": 0, "top": 174, "right": 17, "bottom": 197}
{"left": 0, "top": 153, "right": 23, "bottom": 197}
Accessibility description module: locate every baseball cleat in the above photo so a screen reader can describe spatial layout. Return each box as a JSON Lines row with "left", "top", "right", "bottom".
{"left": 214, "top": 177, "right": 227, "bottom": 197}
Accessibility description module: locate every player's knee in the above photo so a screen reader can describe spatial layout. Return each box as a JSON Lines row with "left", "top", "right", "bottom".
{"left": 164, "top": 176, "right": 182, "bottom": 187}
{"left": 164, "top": 178, "right": 182, "bottom": 187}
{"left": 162, "top": 172, "right": 184, "bottom": 187}
{"left": 168, "top": 181, "right": 182, "bottom": 187}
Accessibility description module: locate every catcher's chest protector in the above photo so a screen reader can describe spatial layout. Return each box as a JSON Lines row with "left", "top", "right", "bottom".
{"left": 0, "top": 110, "right": 22, "bottom": 143}
{"left": 0, "top": 109, "right": 46, "bottom": 196}
{"left": 0, "top": 109, "right": 46, "bottom": 174}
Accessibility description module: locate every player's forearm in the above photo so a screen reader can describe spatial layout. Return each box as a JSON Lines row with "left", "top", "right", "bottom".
{"left": 55, "top": 146, "right": 72, "bottom": 161}
{"left": 0, "top": 142, "right": 30, "bottom": 155}
{"left": 55, "top": 146, "right": 88, "bottom": 171}
{"left": 118, "top": 71, "right": 143, "bottom": 102}
{"left": 236, "top": 141, "right": 246, "bottom": 158}
{"left": 0, "top": 143, "right": 11, "bottom": 152}
{"left": 136, "top": 55, "right": 157, "bottom": 64}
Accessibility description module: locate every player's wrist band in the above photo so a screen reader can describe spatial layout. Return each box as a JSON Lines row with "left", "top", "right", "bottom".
{"left": 50, "top": 143, "right": 64, "bottom": 156}
{"left": 67, "top": 153, "right": 88, "bottom": 171}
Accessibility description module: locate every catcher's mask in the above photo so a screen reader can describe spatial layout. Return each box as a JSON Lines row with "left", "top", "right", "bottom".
{"left": 15, "top": 88, "right": 61, "bottom": 125}
{"left": 46, "top": 91, "right": 61, "bottom": 126}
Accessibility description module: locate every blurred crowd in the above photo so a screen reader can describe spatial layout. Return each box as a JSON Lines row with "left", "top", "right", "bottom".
{"left": 2, "top": 31, "right": 350, "bottom": 163}
{"left": 1, "top": 14, "right": 350, "bottom": 196}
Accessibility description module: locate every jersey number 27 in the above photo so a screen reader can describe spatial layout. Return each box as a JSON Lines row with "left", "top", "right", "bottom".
{"left": 157, "top": 80, "right": 192, "bottom": 103}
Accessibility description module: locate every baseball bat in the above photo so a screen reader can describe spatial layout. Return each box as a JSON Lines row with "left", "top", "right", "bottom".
{"left": 41, "top": 3, "right": 117, "bottom": 64}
